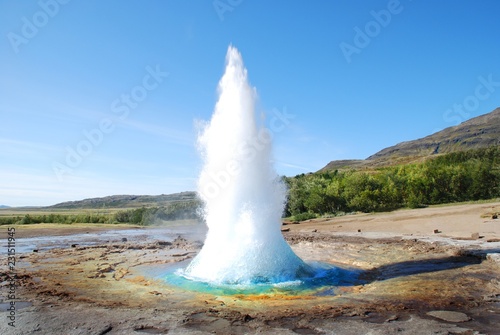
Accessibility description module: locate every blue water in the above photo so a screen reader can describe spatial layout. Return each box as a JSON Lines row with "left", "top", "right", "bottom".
{"left": 162, "top": 261, "right": 364, "bottom": 296}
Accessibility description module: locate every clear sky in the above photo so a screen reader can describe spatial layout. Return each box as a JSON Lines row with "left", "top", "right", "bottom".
{"left": 1, "top": 0, "right": 499, "bottom": 207}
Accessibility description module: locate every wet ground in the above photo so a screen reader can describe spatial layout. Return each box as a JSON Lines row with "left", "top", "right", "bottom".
{"left": 1, "top": 217, "right": 500, "bottom": 334}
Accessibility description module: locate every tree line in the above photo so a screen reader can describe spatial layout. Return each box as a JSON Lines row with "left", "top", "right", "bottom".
{"left": 284, "top": 147, "right": 500, "bottom": 220}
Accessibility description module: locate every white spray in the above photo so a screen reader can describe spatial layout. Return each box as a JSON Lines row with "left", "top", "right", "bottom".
{"left": 183, "top": 46, "right": 310, "bottom": 285}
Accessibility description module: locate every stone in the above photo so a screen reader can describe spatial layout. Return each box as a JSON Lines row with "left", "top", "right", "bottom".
{"left": 426, "top": 310, "right": 470, "bottom": 323}
{"left": 471, "top": 233, "right": 480, "bottom": 240}
{"left": 486, "top": 253, "right": 500, "bottom": 266}
{"left": 385, "top": 315, "right": 398, "bottom": 323}
{"left": 113, "top": 268, "right": 129, "bottom": 281}
{"left": 433, "top": 229, "right": 441, "bottom": 234}
{"left": 97, "top": 264, "right": 114, "bottom": 273}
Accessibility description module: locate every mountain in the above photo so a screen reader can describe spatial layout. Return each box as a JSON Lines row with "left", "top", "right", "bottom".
{"left": 0, "top": 205, "right": 10, "bottom": 209}
{"left": 320, "top": 107, "right": 500, "bottom": 171}
{"left": 47, "top": 191, "right": 197, "bottom": 209}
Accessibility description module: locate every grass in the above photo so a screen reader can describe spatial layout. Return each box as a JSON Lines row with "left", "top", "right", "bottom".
{"left": 3, "top": 198, "right": 499, "bottom": 225}
{"left": 8, "top": 222, "right": 142, "bottom": 229}
{"left": 0, "top": 207, "right": 122, "bottom": 217}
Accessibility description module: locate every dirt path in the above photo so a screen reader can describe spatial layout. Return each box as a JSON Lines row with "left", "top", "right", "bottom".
{"left": 287, "top": 201, "right": 500, "bottom": 240}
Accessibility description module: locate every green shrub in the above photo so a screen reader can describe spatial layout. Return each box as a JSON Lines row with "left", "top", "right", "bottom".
{"left": 284, "top": 147, "right": 500, "bottom": 217}
{"left": 291, "top": 212, "right": 317, "bottom": 221}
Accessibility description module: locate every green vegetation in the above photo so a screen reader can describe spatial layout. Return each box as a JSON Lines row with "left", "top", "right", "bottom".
{"left": 113, "top": 201, "right": 200, "bottom": 225}
{"left": 2, "top": 147, "right": 499, "bottom": 226}
{"left": 0, "top": 213, "right": 111, "bottom": 225}
{"left": 284, "top": 147, "right": 500, "bottom": 220}
{"left": 0, "top": 201, "right": 201, "bottom": 226}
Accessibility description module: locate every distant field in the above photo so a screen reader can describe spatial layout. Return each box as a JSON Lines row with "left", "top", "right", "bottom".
{"left": 0, "top": 202, "right": 200, "bottom": 226}
{"left": 0, "top": 207, "right": 129, "bottom": 217}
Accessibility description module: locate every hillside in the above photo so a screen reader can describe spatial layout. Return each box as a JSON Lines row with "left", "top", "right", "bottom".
{"left": 47, "top": 191, "right": 197, "bottom": 209}
{"left": 320, "top": 107, "right": 500, "bottom": 172}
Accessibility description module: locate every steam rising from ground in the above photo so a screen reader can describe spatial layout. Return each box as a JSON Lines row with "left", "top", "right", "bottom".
{"left": 183, "top": 46, "right": 310, "bottom": 284}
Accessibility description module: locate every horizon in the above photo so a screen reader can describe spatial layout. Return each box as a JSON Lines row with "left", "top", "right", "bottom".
{"left": 2, "top": 1, "right": 500, "bottom": 207}
{"left": 1, "top": 107, "right": 498, "bottom": 208}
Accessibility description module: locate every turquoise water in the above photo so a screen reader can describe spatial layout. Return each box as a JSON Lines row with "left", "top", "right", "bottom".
{"left": 162, "top": 261, "right": 364, "bottom": 296}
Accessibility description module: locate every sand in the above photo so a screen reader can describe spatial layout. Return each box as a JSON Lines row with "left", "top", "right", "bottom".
{"left": 287, "top": 201, "right": 500, "bottom": 240}
{"left": 1, "top": 201, "right": 499, "bottom": 334}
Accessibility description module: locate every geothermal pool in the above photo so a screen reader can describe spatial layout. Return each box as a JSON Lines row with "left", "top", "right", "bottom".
{"left": 165, "top": 260, "right": 363, "bottom": 296}
{"left": 4, "top": 223, "right": 500, "bottom": 334}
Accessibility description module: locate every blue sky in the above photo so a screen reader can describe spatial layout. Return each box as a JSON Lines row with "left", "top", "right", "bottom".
{"left": 1, "top": 0, "right": 499, "bottom": 206}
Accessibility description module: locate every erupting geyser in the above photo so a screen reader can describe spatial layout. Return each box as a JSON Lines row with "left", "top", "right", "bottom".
{"left": 183, "top": 46, "right": 312, "bottom": 285}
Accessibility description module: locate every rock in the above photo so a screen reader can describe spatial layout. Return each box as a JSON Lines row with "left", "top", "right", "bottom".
{"left": 471, "top": 233, "right": 480, "bottom": 240}
{"left": 486, "top": 253, "right": 500, "bottom": 266}
{"left": 96, "top": 325, "right": 113, "bottom": 335}
{"left": 487, "top": 238, "right": 500, "bottom": 243}
{"left": 71, "top": 244, "right": 78, "bottom": 248}
{"left": 121, "top": 238, "right": 128, "bottom": 242}
{"left": 493, "top": 214, "right": 498, "bottom": 219}
{"left": 433, "top": 229, "right": 441, "bottom": 234}
{"left": 33, "top": 249, "right": 39, "bottom": 253}
{"left": 172, "top": 252, "right": 189, "bottom": 257}
{"left": 385, "top": 315, "right": 398, "bottom": 323}
{"left": 292, "top": 221, "right": 300, "bottom": 225}
{"left": 482, "top": 294, "right": 500, "bottom": 302}
{"left": 281, "top": 228, "right": 290, "bottom": 232}
{"left": 426, "top": 310, "right": 471, "bottom": 323}
{"left": 312, "top": 229, "right": 318, "bottom": 233}
{"left": 113, "top": 268, "right": 129, "bottom": 281}
{"left": 97, "top": 264, "right": 114, "bottom": 273}
{"left": 357, "top": 229, "right": 361, "bottom": 233}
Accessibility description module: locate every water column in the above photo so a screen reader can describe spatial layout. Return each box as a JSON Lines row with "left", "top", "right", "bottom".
{"left": 183, "top": 46, "right": 311, "bottom": 285}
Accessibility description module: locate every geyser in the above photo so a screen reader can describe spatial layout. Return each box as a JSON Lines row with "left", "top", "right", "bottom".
{"left": 183, "top": 46, "right": 311, "bottom": 285}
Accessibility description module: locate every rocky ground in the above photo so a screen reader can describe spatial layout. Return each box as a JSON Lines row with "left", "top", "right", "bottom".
{"left": 1, "top": 202, "right": 500, "bottom": 334}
